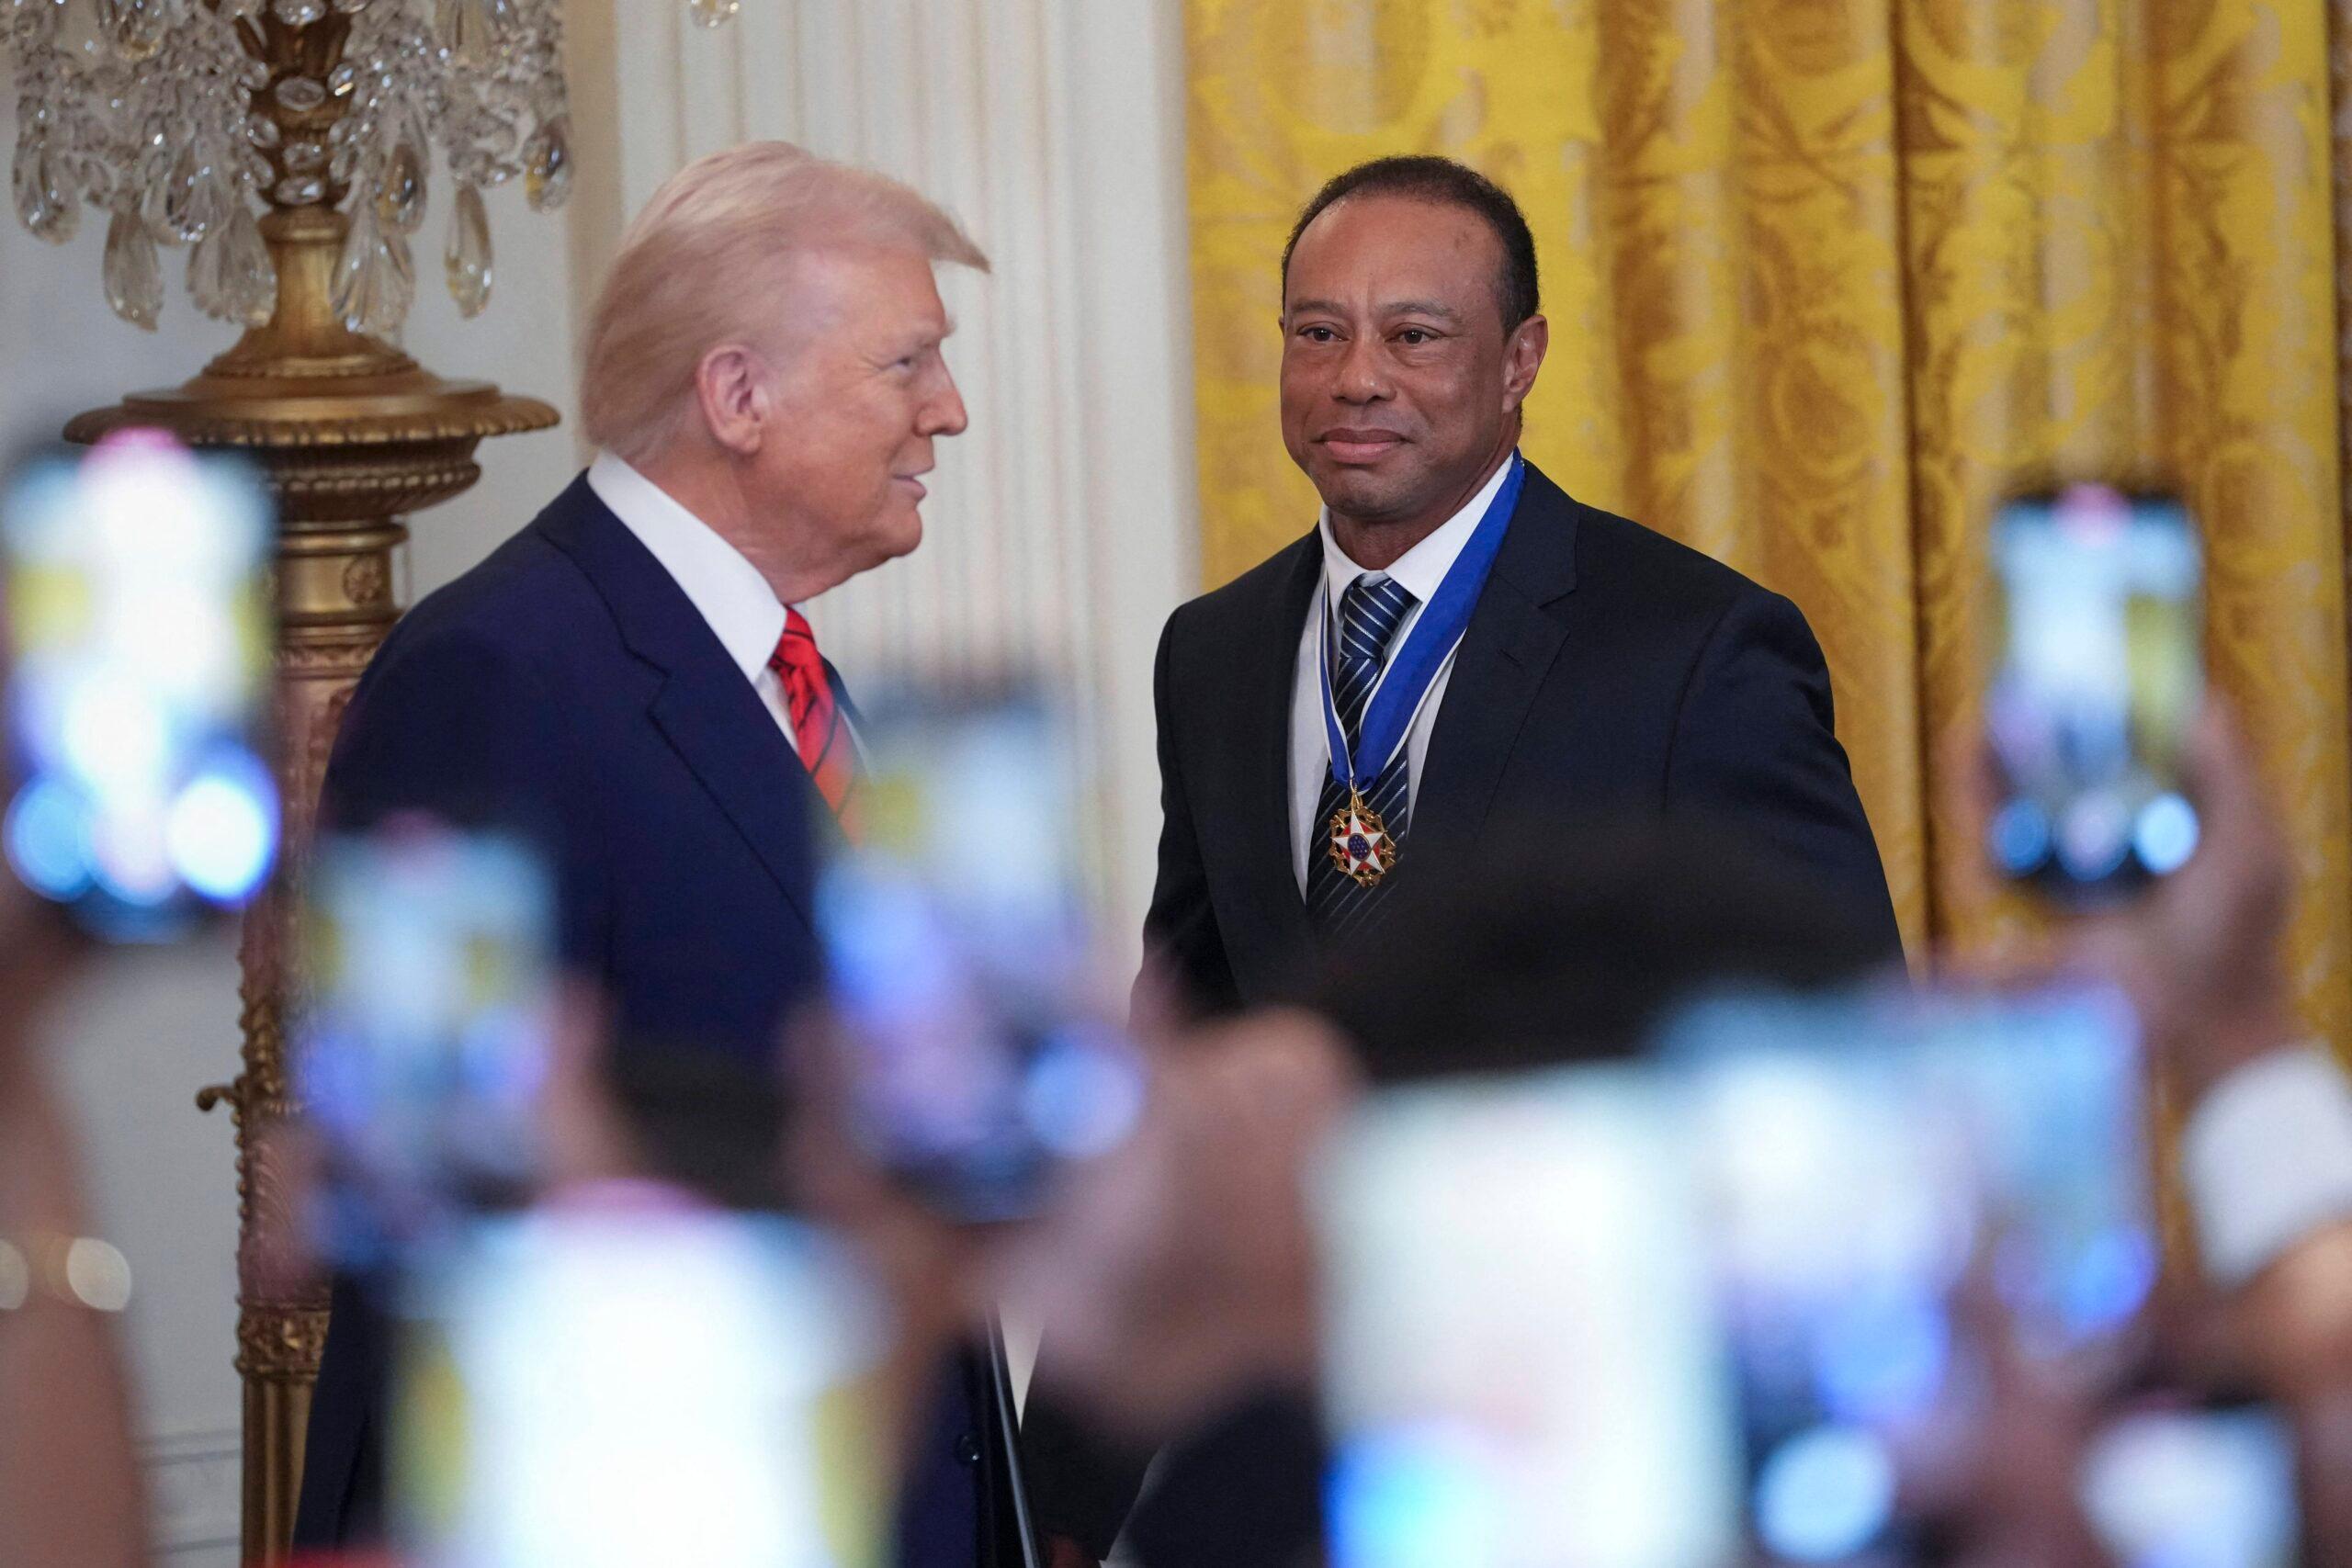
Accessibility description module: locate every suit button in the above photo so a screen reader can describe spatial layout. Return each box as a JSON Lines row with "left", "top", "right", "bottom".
{"left": 955, "top": 1430, "right": 983, "bottom": 1466}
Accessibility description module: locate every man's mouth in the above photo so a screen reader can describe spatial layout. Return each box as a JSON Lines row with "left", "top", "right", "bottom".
{"left": 892, "top": 473, "right": 929, "bottom": 500}
{"left": 1317, "top": 429, "right": 1406, "bottom": 464}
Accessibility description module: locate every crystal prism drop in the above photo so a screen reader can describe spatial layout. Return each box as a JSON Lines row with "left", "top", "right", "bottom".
{"left": 375, "top": 226, "right": 415, "bottom": 335}
{"left": 96, "top": 0, "right": 166, "bottom": 62}
{"left": 435, "top": 0, "right": 495, "bottom": 69}
{"left": 327, "top": 62, "right": 356, "bottom": 97}
{"left": 13, "top": 138, "right": 78, "bottom": 243}
{"left": 141, "top": 171, "right": 180, "bottom": 247}
{"left": 220, "top": 205, "right": 279, "bottom": 328}
{"left": 103, "top": 206, "right": 164, "bottom": 329}
{"left": 160, "top": 141, "right": 205, "bottom": 241}
{"left": 523, "top": 116, "right": 570, "bottom": 211}
{"left": 330, "top": 197, "right": 382, "bottom": 330}
{"left": 246, "top": 114, "right": 282, "bottom": 151}
{"left": 220, "top": 0, "right": 265, "bottom": 21}
{"left": 272, "top": 0, "right": 327, "bottom": 23}
{"left": 275, "top": 76, "right": 328, "bottom": 114}
{"left": 275, "top": 174, "right": 326, "bottom": 205}
{"left": 187, "top": 224, "right": 232, "bottom": 320}
{"left": 689, "top": 0, "right": 741, "bottom": 27}
{"left": 377, "top": 139, "right": 424, "bottom": 234}
{"left": 282, "top": 139, "right": 328, "bottom": 174}
{"left": 445, "top": 181, "right": 491, "bottom": 317}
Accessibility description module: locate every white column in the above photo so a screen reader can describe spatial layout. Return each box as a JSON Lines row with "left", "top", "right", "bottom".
{"left": 569, "top": 0, "right": 1199, "bottom": 954}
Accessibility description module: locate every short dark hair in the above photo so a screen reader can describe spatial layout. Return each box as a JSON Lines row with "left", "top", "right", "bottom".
{"left": 1280, "top": 154, "right": 1540, "bottom": 331}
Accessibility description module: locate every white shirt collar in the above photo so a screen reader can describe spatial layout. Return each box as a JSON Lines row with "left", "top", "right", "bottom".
{"left": 586, "top": 451, "right": 787, "bottom": 683}
{"left": 1315, "top": 449, "right": 1517, "bottom": 617}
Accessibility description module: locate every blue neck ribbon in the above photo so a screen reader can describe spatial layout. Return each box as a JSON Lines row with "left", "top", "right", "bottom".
{"left": 1318, "top": 452, "right": 1526, "bottom": 795}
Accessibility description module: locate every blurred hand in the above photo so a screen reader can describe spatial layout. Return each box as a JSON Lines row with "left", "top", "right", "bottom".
{"left": 1947, "top": 701, "right": 2298, "bottom": 1103}
{"left": 784, "top": 1004, "right": 1000, "bottom": 1467}
{"left": 1004, "top": 1008, "right": 1361, "bottom": 1444}
{"left": 2067, "top": 704, "right": 2297, "bottom": 1101}
{"left": 1901, "top": 1262, "right": 2126, "bottom": 1568}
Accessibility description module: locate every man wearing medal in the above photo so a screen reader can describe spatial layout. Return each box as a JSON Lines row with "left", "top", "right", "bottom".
{"left": 1146, "top": 152, "right": 1904, "bottom": 1013}
{"left": 1022, "top": 147, "right": 1905, "bottom": 1568}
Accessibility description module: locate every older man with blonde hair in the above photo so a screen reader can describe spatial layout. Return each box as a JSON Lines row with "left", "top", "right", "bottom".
{"left": 292, "top": 142, "right": 1014, "bottom": 1565}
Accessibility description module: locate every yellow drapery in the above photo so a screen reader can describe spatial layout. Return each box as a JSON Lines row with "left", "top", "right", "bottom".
{"left": 1186, "top": 0, "right": 2352, "bottom": 1046}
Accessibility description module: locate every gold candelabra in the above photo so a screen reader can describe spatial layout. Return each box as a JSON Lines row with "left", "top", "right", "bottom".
{"left": 28, "top": 3, "right": 558, "bottom": 1558}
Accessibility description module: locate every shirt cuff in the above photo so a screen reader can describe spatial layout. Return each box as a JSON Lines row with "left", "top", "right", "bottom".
{"left": 2184, "top": 1043, "right": 2352, "bottom": 1288}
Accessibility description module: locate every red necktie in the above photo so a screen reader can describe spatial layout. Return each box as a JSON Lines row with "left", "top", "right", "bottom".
{"left": 767, "top": 607, "right": 862, "bottom": 839}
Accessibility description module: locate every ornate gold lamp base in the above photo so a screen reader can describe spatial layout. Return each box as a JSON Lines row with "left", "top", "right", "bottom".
{"left": 65, "top": 202, "right": 557, "bottom": 1564}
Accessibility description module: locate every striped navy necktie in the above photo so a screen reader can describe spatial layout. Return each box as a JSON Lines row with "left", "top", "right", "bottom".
{"left": 1307, "top": 572, "right": 1418, "bottom": 939}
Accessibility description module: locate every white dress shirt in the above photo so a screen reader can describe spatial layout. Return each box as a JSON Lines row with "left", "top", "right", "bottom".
{"left": 586, "top": 451, "right": 799, "bottom": 749}
{"left": 1288, "top": 453, "right": 1517, "bottom": 893}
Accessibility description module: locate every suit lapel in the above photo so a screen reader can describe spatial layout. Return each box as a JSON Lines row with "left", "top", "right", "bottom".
{"left": 1238, "top": 536, "right": 1323, "bottom": 953}
{"left": 1409, "top": 464, "right": 1582, "bottom": 868}
{"left": 535, "top": 476, "right": 826, "bottom": 919}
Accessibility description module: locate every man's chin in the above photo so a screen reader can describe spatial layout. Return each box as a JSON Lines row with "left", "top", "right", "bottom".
{"left": 875, "top": 507, "right": 924, "bottom": 564}
{"left": 1306, "top": 465, "right": 1413, "bottom": 522}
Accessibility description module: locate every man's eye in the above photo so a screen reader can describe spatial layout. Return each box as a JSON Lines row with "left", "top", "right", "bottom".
{"left": 1397, "top": 328, "right": 1433, "bottom": 345}
{"left": 1298, "top": 325, "right": 1338, "bottom": 343}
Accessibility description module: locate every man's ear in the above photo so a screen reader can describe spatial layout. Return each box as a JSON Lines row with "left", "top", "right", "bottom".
{"left": 1501, "top": 313, "right": 1548, "bottom": 413}
{"left": 695, "top": 344, "right": 768, "bottom": 457}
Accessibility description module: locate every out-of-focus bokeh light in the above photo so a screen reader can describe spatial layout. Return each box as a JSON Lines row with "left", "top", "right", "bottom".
{"left": 166, "top": 753, "right": 279, "bottom": 902}
{"left": 1753, "top": 1424, "right": 1895, "bottom": 1562}
{"left": 1329, "top": 1422, "right": 1504, "bottom": 1568}
{"left": 2080, "top": 1407, "right": 2296, "bottom": 1568}
{"left": 5, "top": 776, "right": 95, "bottom": 898}
{"left": 1812, "top": 1286, "right": 1951, "bottom": 1426}
{"left": 2133, "top": 791, "right": 2199, "bottom": 876}
{"left": 1023, "top": 1027, "right": 1145, "bottom": 1159}
{"left": 1987, "top": 797, "right": 2051, "bottom": 875}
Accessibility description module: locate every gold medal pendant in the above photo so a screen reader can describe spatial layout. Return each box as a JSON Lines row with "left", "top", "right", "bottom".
{"left": 1326, "top": 786, "right": 1398, "bottom": 888}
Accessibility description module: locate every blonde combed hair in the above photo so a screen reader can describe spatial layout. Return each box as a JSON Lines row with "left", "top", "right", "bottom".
{"left": 582, "top": 141, "right": 989, "bottom": 462}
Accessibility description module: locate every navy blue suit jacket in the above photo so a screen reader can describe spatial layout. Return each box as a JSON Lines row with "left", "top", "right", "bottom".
{"left": 292, "top": 475, "right": 1001, "bottom": 1565}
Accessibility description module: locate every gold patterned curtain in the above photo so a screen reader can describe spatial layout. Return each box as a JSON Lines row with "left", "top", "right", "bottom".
{"left": 1186, "top": 0, "right": 2352, "bottom": 1048}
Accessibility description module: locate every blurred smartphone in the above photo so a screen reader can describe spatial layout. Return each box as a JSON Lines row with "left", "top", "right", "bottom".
{"left": 392, "top": 1208, "right": 892, "bottom": 1568}
{"left": 297, "top": 820, "right": 558, "bottom": 1269}
{"left": 2080, "top": 1393, "right": 2300, "bottom": 1568}
{"left": 1, "top": 431, "right": 278, "bottom": 936}
{"left": 1985, "top": 483, "right": 2203, "bottom": 904}
{"left": 1317, "top": 988, "right": 2159, "bottom": 1568}
{"left": 1668, "top": 987, "right": 2156, "bottom": 1563}
{"left": 1317, "top": 1066, "right": 1745, "bottom": 1568}
{"left": 815, "top": 680, "right": 1140, "bottom": 1224}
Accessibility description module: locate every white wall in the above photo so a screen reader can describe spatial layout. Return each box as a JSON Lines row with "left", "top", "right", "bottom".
{"left": 3, "top": 4, "right": 1194, "bottom": 1559}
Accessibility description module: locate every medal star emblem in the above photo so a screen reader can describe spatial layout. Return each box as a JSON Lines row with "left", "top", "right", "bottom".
{"left": 1327, "top": 795, "right": 1397, "bottom": 888}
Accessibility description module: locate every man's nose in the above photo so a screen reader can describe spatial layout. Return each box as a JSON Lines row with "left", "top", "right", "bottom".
{"left": 923, "top": 367, "right": 970, "bottom": 437}
{"left": 1334, "top": 335, "right": 1388, "bottom": 403}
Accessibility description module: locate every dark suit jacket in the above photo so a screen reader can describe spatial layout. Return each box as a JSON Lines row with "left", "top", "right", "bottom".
{"left": 1023, "top": 461, "right": 1903, "bottom": 1562}
{"left": 1144, "top": 460, "right": 1902, "bottom": 1012}
{"left": 290, "top": 475, "right": 1013, "bottom": 1567}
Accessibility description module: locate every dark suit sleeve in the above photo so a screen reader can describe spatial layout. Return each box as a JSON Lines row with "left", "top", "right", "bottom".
{"left": 1663, "top": 589, "right": 1905, "bottom": 965}
{"left": 324, "top": 626, "right": 559, "bottom": 829}
{"left": 319, "top": 625, "right": 610, "bottom": 968}
{"left": 296, "top": 627, "right": 595, "bottom": 1552}
{"left": 1139, "top": 611, "right": 1239, "bottom": 1016}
